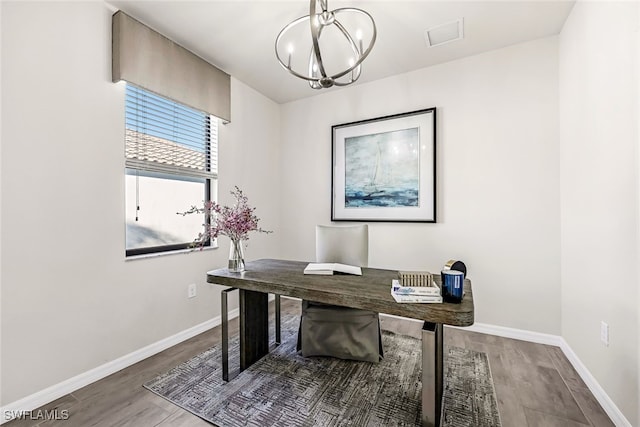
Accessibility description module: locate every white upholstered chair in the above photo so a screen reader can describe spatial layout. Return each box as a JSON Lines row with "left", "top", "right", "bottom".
{"left": 296, "top": 224, "right": 384, "bottom": 362}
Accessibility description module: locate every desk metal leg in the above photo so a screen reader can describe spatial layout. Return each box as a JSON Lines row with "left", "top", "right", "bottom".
{"left": 239, "top": 289, "right": 269, "bottom": 370}
{"left": 275, "top": 294, "right": 281, "bottom": 345}
{"left": 422, "top": 322, "right": 444, "bottom": 427}
{"left": 221, "top": 287, "right": 237, "bottom": 382}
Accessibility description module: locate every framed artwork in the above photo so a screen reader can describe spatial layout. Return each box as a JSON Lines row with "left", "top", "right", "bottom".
{"left": 331, "top": 108, "right": 436, "bottom": 222}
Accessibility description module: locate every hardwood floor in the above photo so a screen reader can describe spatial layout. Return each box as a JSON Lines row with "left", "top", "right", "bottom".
{"left": 377, "top": 316, "right": 614, "bottom": 427}
{"left": 6, "top": 298, "right": 613, "bottom": 427}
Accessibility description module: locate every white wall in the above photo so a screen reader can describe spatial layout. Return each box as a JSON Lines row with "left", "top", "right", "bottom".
{"left": 637, "top": 5, "right": 640, "bottom": 424}
{"left": 280, "top": 37, "right": 561, "bottom": 334}
{"left": 0, "top": 0, "right": 4, "bottom": 407}
{"left": 0, "top": 1, "right": 280, "bottom": 405}
{"left": 2, "top": 1, "right": 638, "bottom": 423}
{"left": 559, "top": 1, "right": 639, "bottom": 425}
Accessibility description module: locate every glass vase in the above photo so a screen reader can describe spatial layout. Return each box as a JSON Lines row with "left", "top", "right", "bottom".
{"left": 228, "top": 239, "right": 245, "bottom": 272}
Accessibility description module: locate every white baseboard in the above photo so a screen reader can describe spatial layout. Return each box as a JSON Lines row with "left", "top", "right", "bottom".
{"left": 2, "top": 311, "right": 632, "bottom": 427}
{"left": 455, "top": 322, "right": 565, "bottom": 346}
{"left": 379, "top": 315, "right": 565, "bottom": 347}
{"left": 449, "top": 322, "right": 631, "bottom": 427}
{"left": 0, "top": 308, "right": 239, "bottom": 424}
{"left": 557, "top": 339, "right": 633, "bottom": 427}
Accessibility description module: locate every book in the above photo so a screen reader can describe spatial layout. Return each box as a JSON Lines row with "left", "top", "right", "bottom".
{"left": 398, "top": 271, "right": 434, "bottom": 287}
{"left": 303, "top": 263, "right": 362, "bottom": 276}
{"left": 390, "top": 290, "right": 443, "bottom": 304}
{"left": 391, "top": 279, "right": 440, "bottom": 296}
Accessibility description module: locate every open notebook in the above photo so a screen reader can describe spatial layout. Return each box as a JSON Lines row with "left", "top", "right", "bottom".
{"left": 303, "top": 263, "right": 362, "bottom": 276}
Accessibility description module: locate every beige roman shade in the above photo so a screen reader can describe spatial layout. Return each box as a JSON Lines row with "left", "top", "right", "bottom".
{"left": 112, "top": 11, "right": 230, "bottom": 123}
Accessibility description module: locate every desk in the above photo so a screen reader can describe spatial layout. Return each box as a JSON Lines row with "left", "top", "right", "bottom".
{"left": 207, "top": 258, "right": 474, "bottom": 427}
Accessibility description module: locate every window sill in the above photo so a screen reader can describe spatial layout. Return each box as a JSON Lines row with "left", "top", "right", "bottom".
{"left": 125, "top": 243, "right": 218, "bottom": 262}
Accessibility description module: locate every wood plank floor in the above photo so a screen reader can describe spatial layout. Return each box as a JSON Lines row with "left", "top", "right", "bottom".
{"left": 6, "top": 297, "right": 613, "bottom": 427}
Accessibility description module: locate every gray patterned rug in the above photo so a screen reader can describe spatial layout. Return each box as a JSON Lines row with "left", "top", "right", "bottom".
{"left": 144, "top": 315, "right": 501, "bottom": 427}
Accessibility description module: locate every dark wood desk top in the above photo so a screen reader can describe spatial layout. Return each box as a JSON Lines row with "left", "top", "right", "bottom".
{"left": 207, "top": 258, "right": 474, "bottom": 327}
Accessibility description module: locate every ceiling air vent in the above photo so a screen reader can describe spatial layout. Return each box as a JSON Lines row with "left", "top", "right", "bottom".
{"left": 424, "top": 18, "right": 464, "bottom": 48}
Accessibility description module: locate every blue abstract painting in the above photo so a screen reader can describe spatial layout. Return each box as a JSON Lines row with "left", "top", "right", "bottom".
{"left": 344, "top": 127, "right": 420, "bottom": 208}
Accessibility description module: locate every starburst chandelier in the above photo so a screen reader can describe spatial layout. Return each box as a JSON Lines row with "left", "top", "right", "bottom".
{"left": 275, "top": 0, "right": 377, "bottom": 89}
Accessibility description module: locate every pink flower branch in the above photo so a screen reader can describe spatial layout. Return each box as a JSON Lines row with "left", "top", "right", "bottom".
{"left": 178, "top": 186, "right": 272, "bottom": 249}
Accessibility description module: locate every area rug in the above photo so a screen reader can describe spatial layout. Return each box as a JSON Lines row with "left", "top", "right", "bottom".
{"left": 144, "top": 315, "right": 501, "bottom": 427}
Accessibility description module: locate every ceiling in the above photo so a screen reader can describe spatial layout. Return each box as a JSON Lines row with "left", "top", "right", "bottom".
{"left": 107, "top": 1, "right": 575, "bottom": 104}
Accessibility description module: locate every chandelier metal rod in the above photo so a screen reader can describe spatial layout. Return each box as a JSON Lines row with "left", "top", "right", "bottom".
{"left": 309, "top": 0, "right": 326, "bottom": 79}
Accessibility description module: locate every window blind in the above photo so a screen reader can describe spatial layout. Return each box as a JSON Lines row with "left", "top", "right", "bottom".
{"left": 125, "top": 84, "right": 218, "bottom": 179}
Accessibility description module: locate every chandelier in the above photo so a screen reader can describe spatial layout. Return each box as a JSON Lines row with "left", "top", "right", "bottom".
{"left": 275, "top": 0, "right": 377, "bottom": 89}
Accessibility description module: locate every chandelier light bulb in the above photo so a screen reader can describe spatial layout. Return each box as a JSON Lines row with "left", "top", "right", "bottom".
{"left": 275, "top": 0, "right": 377, "bottom": 90}
{"left": 287, "top": 44, "right": 294, "bottom": 68}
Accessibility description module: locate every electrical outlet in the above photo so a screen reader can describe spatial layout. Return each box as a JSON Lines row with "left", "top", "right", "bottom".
{"left": 188, "top": 283, "right": 197, "bottom": 299}
{"left": 600, "top": 321, "right": 609, "bottom": 346}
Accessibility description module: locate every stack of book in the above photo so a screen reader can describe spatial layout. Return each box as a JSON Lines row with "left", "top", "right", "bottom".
{"left": 391, "top": 271, "right": 442, "bottom": 303}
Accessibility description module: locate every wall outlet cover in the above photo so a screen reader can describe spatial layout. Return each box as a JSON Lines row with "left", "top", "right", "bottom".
{"left": 188, "top": 284, "right": 197, "bottom": 299}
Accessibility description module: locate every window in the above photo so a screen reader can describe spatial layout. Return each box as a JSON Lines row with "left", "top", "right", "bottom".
{"left": 124, "top": 84, "right": 218, "bottom": 256}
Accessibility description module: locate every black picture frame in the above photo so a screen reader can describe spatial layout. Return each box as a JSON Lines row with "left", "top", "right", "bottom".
{"left": 331, "top": 108, "right": 436, "bottom": 222}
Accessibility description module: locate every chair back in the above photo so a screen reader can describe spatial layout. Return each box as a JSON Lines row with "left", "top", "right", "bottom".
{"left": 316, "top": 225, "right": 368, "bottom": 267}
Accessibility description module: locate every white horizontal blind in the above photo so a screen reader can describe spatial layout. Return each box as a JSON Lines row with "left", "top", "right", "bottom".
{"left": 125, "top": 84, "right": 218, "bottom": 179}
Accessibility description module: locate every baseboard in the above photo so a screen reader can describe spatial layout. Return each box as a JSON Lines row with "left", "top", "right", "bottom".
{"left": 381, "top": 315, "right": 631, "bottom": 426}
{"left": 557, "top": 339, "right": 633, "bottom": 427}
{"left": 452, "top": 322, "right": 631, "bottom": 427}
{"left": 2, "top": 312, "right": 632, "bottom": 427}
{"left": 0, "top": 308, "right": 239, "bottom": 424}
{"left": 454, "top": 321, "right": 565, "bottom": 347}
{"left": 379, "top": 315, "right": 565, "bottom": 347}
